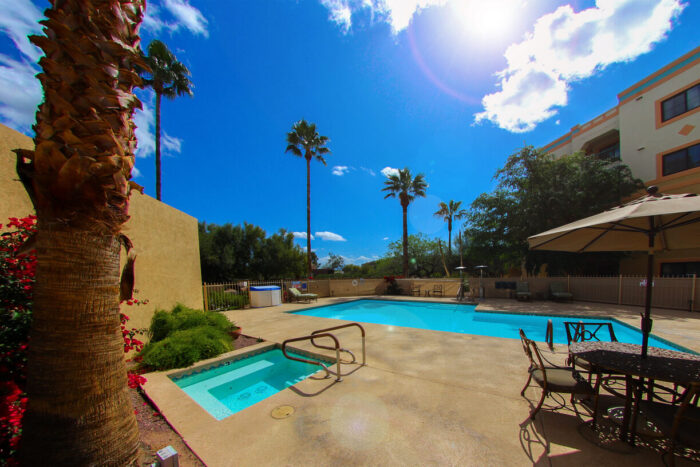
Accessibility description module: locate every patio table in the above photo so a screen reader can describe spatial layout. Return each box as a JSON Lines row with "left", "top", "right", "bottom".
{"left": 570, "top": 341, "right": 700, "bottom": 444}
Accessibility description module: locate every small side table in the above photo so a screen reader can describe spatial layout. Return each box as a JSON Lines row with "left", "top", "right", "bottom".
{"left": 424, "top": 290, "right": 431, "bottom": 297}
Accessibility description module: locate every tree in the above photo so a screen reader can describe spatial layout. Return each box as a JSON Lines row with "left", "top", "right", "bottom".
{"left": 324, "top": 252, "right": 344, "bottom": 271}
{"left": 285, "top": 120, "right": 331, "bottom": 277}
{"left": 198, "top": 222, "right": 307, "bottom": 280}
{"left": 466, "top": 146, "right": 643, "bottom": 275}
{"left": 13, "top": 0, "right": 145, "bottom": 463}
{"left": 139, "top": 39, "right": 193, "bottom": 201}
{"left": 433, "top": 200, "right": 467, "bottom": 253}
{"left": 382, "top": 168, "right": 427, "bottom": 276}
{"left": 387, "top": 234, "right": 443, "bottom": 277}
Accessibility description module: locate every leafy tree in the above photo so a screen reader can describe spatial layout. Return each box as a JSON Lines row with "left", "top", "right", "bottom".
{"left": 324, "top": 252, "right": 344, "bottom": 271}
{"left": 387, "top": 234, "right": 444, "bottom": 277}
{"left": 382, "top": 168, "right": 428, "bottom": 276}
{"left": 434, "top": 200, "right": 467, "bottom": 253}
{"left": 285, "top": 120, "right": 331, "bottom": 277}
{"left": 199, "top": 222, "right": 307, "bottom": 280}
{"left": 139, "top": 40, "right": 193, "bottom": 201}
{"left": 466, "top": 146, "right": 643, "bottom": 275}
{"left": 13, "top": 1, "right": 146, "bottom": 463}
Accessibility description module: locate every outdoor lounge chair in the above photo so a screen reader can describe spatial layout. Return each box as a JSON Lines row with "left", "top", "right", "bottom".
{"left": 519, "top": 329, "right": 600, "bottom": 421}
{"left": 432, "top": 284, "right": 444, "bottom": 297}
{"left": 515, "top": 282, "right": 531, "bottom": 301}
{"left": 288, "top": 287, "right": 318, "bottom": 303}
{"left": 549, "top": 282, "right": 573, "bottom": 301}
{"left": 410, "top": 285, "right": 421, "bottom": 296}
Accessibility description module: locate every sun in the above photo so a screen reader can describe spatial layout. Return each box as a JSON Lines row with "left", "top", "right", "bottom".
{"left": 449, "top": 0, "right": 518, "bottom": 41}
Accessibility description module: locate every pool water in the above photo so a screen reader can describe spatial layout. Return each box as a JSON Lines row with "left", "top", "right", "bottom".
{"left": 293, "top": 299, "right": 693, "bottom": 353}
{"left": 171, "top": 349, "right": 323, "bottom": 420}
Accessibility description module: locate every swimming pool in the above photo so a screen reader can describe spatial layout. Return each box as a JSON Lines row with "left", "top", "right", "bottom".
{"left": 293, "top": 299, "right": 694, "bottom": 353}
{"left": 171, "top": 349, "right": 324, "bottom": 420}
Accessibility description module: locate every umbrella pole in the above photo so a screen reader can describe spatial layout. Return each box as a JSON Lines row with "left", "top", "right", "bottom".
{"left": 641, "top": 225, "right": 656, "bottom": 359}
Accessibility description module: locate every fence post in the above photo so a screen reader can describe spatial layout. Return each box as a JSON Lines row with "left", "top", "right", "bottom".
{"left": 203, "top": 282, "right": 209, "bottom": 311}
{"left": 618, "top": 274, "right": 622, "bottom": 305}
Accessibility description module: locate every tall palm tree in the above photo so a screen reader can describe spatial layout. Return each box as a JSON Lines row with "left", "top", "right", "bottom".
{"left": 140, "top": 39, "right": 193, "bottom": 201}
{"left": 14, "top": 0, "right": 145, "bottom": 463}
{"left": 434, "top": 200, "right": 467, "bottom": 253}
{"left": 285, "top": 120, "right": 331, "bottom": 277}
{"left": 382, "top": 168, "right": 427, "bottom": 277}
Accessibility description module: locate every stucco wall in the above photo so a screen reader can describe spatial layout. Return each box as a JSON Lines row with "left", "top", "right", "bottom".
{"left": 618, "top": 61, "right": 700, "bottom": 183}
{"left": 0, "top": 125, "right": 34, "bottom": 226}
{"left": 0, "top": 123, "right": 203, "bottom": 332}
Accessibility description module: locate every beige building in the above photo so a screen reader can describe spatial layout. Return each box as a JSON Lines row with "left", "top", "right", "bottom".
{"left": 1, "top": 123, "right": 204, "bottom": 330}
{"left": 541, "top": 45, "right": 700, "bottom": 276}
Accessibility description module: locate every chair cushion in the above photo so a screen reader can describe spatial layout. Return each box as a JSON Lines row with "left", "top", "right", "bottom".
{"left": 532, "top": 367, "right": 594, "bottom": 394}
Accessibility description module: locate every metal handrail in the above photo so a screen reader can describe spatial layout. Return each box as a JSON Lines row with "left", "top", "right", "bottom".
{"left": 545, "top": 319, "right": 554, "bottom": 350}
{"left": 310, "top": 322, "right": 366, "bottom": 366}
{"left": 281, "top": 333, "right": 342, "bottom": 382}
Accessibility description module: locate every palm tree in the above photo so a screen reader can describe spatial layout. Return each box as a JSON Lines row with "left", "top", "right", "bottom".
{"left": 140, "top": 39, "right": 193, "bottom": 201}
{"left": 434, "top": 200, "right": 467, "bottom": 253}
{"left": 285, "top": 120, "right": 331, "bottom": 277}
{"left": 14, "top": 0, "right": 145, "bottom": 463}
{"left": 382, "top": 168, "right": 427, "bottom": 277}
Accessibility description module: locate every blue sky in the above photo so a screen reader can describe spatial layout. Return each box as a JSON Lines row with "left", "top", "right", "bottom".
{"left": 1, "top": 0, "right": 698, "bottom": 265}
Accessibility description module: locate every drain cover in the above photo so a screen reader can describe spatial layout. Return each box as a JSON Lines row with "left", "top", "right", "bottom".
{"left": 271, "top": 405, "right": 295, "bottom": 419}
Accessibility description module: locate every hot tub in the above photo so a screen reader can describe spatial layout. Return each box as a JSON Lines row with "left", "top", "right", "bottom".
{"left": 249, "top": 285, "right": 281, "bottom": 308}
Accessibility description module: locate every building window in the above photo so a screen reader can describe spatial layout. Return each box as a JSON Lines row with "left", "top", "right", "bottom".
{"left": 661, "top": 261, "right": 700, "bottom": 277}
{"left": 662, "top": 143, "right": 700, "bottom": 176}
{"left": 595, "top": 143, "right": 620, "bottom": 162}
{"left": 661, "top": 84, "right": 700, "bottom": 122}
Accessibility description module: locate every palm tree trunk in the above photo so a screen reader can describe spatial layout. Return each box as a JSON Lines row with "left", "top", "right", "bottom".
{"left": 20, "top": 223, "right": 139, "bottom": 465}
{"left": 402, "top": 203, "right": 408, "bottom": 277}
{"left": 447, "top": 218, "right": 452, "bottom": 254}
{"left": 306, "top": 156, "right": 312, "bottom": 277}
{"left": 155, "top": 91, "right": 162, "bottom": 201}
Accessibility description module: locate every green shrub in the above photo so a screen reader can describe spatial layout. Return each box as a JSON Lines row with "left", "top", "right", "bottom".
{"left": 149, "top": 303, "right": 233, "bottom": 342}
{"left": 140, "top": 326, "right": 233, "bottom": 370}
{"left": 208, "top": 292, "right": 249, "bottom": 311}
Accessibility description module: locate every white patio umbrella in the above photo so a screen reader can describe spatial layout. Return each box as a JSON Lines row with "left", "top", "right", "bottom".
{"left": 528, "top": 186, "right": 700, "bottom": 357}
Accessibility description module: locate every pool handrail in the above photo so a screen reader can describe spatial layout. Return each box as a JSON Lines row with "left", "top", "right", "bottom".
{"left": 281, "top": 332, "right": 342, "bottom": 382}
{"left": 545, "top": 319, "right": 554, "bottom": 350}
{"left": 310, "top": 322, "right": 366, "bottom": 366}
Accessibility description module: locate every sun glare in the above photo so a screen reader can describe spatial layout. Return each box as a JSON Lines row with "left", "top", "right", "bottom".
{"left": 450, "top": 0, "right": 518, "bottom": 41}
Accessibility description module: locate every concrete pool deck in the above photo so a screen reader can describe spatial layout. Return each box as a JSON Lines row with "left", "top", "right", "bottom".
{"left": 142, "top": 297, "right": 700, "bottom": 466}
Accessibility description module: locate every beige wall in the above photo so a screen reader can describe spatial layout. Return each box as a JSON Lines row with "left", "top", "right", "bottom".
{"left": 0, "top": 125, "right": 34, "bottom": 226}
{"left": 618, "top": 60, "right": 700, "bottom": 183}
{"left": 0, "top": 123, "right": 203, "bottom": 332}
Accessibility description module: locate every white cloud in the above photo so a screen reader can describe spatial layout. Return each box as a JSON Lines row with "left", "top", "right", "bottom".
{"left": 0, "top": 0, "right": 43, "bottom": 62}
{"left": 381, "top": 166, "right": 399, "bottom": 178}
{"left": 293, "top": 232, "right": 315, "bottom": 240}
{"left": 474, "top": 0, "right": 685, "bottom": 133}
{"left": 321, "top": 0, "right": 354, "bottom": 32}
{"left": 361, "top": 167, "right": 376, "bottom": 176}
{"left": 0, "top": 0, "right": 43, "bottom": 132}
{"left": 383, "top": 236, "right": 389, "bottom": 240}
{"left": 143, "top": 0, "right": 208, "bottom": 37}
{"left": 315, "top": 231, "right": 347, "bottom": 241}
{"left": 341, "top": 254, "right": 380, "bottom": 265}
{"left": 332, "top": 165, "right": 351, "bottom": 176}
{"left": 0, "top": 55, "right": 41, "bottom": 132}
{"left": 319, "top": 0, "right": 448, "bottom": 34}
{"left": 131, "top": 166, "right": 142, "bottom": 178}
{"left": 133, "top": 90, "right": 183, "bottom": 158}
